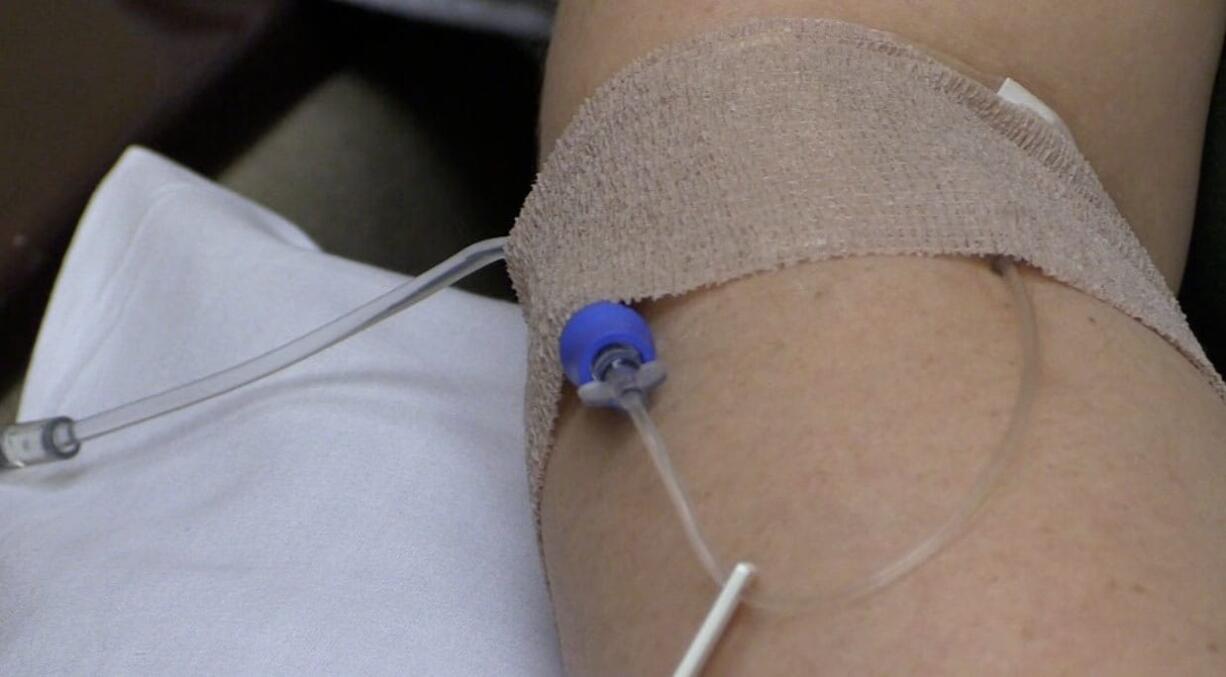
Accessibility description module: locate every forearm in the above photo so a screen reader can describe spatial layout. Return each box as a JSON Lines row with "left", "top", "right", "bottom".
{"left": 544, "top": 257, "right": 1226, "bottom": 674}
{"left": 536, "top": 2, "right": 1226, "bottom": 674}
{"left": 542, "top": 0, "right": 1226, "bottom": 286}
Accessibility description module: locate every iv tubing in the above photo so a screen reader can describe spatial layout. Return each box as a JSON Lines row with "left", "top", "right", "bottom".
{"left": 621, "top": 391, "right": 727, "bottom": 585}
{"left": 625, "top": 257, "right": 1040, "bottom": 613}
{"left": 71, "top": 237, "right": 508, "bottom": 442}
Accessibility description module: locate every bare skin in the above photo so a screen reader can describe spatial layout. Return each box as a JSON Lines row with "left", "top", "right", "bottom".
{"left": 538, "top": 1, "right": 1226, "bottom": 675}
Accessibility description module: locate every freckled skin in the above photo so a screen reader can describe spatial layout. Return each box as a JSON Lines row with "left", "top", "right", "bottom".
{"left": 546, "top": 260, "right": 1226, "bottom": 675}
{"left": 539, "top": 2, "right": 1226, "bottom": 674}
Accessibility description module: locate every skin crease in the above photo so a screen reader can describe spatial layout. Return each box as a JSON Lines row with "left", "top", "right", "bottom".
{"left": 534, "top": 1, "right": 1226, "bottom": 675}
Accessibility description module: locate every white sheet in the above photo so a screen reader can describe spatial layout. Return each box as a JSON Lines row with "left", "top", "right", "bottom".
{"left": 1, "top": 147, "right": 561, "bottom": 675}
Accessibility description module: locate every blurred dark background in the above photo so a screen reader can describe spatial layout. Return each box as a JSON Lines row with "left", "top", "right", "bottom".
{"left": 0, "top": 0, "right": 548, "bottom": 418}
{"left": 2, "top": 0, "right": 1225, "bottom": 423}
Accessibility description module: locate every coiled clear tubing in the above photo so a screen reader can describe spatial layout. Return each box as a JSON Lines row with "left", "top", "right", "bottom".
{"left": 72, "top": 238, "right": 509, "bottom": 442}
{"left": 618, "top": 257, "right": 1040, "bottom": 614}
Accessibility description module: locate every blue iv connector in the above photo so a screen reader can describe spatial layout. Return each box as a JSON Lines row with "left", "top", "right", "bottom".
{"left": 559, "top": 301, "right": 666, "bottom": 408}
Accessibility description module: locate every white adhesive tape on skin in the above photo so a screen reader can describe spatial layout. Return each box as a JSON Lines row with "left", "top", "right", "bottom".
{"left": 997, "top": 77, "right": 1075, "bottom": 139}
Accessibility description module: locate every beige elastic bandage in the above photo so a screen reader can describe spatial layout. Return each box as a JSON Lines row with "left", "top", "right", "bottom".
{"left": 505, "top": 18, "right": 1226, "bottom": 508}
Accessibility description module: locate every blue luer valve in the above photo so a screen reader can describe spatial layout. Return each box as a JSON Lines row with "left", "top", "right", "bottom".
{"left": 559, "top": 301, "right": 667, "bottom": 408}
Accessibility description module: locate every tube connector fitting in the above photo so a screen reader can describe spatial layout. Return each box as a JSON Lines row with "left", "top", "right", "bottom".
{"left": 1, "top": 417, "right": 80, "bottom": 469}
{"left": 578, "top": 345, "right": 667, "bottom": 408}
{"left": 559, "top": 302, "right": 666, "bottom": 409}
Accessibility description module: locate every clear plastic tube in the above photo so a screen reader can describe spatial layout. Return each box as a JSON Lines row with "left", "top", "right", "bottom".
{"left": 620, "top": 391, "right": 728, "bottom": 585}
{"left": 624, "top": 258, "right": 1040, "bottom": 613}
{"left": 71, "top": 237, "right": 508, "bottom": 442}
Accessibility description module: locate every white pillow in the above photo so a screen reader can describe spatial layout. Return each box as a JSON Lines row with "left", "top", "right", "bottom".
{"left": 2, "top": 147, "right": 561, "bottom": 675}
